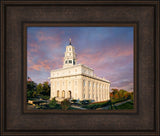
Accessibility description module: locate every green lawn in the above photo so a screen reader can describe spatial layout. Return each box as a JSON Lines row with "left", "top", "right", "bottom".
{"left": 115, "top": 101, "right": 134, "bottom": 109}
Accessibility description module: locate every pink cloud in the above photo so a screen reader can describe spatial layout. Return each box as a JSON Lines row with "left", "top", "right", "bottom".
{"left": 77, "top": 44, "right": 133, "bottom": 69}
{"left": 28, "top": 55, "right": 64, "bottom": 72}
{"left": 32, "top": 60, "right": 51, "bottom": 71}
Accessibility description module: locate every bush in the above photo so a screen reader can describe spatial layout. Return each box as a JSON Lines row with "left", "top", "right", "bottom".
{"left": 61, "top": 99, "right": 71, "bottom": 110}
{"left": 48, "top": 98, "right": 61, "bottom": 109}
{"left": 40, "top": 95, "right": 50, "bottom": 100}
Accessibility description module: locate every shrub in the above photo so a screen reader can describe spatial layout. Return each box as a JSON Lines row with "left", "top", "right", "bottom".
{"left": 48, "top": 97, "right": 61, "bottom": 109}
{"left": 61, "top": 99, "right": 71, "bottom": 110}
{"left": 40, "top": 95, "right": 50, "bottom": 100}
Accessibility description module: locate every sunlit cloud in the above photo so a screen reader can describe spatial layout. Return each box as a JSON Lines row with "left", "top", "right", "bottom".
{"left": 27, "top": 27, "right": 134, "bottom": 91}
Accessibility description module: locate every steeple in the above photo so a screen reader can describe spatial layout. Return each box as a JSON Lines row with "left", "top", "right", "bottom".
{"left": 63, "top": 38, "right": 77, "bottom": 68}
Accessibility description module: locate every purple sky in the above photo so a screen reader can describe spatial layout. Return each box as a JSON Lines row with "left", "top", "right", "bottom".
{"left": 27, "top": 27, "right": 133, "bottom": 92}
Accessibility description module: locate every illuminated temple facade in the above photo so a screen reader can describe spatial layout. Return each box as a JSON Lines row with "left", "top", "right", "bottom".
{"left": 49, "top": 39, "right": 110, "bottom": 102}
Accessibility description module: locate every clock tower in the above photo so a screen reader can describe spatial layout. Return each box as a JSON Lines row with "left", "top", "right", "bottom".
{"left": 63, "top": 38, "right": 77, "bottom": 68}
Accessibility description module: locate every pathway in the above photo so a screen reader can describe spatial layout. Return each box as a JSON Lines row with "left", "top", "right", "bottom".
{"left": 71, "top": 105, "right": 87, "bottom": 110}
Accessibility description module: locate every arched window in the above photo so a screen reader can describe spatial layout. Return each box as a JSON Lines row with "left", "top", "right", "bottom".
{"left": 62, "top": 90, "right": 65, "bottom": 98}
{"left": 68, "top": 91, "right": 71, "bottom": 99}
{"left": 65, "top": 60, "right": 67, "bottom": 64}
{"left": 57, "top": 90, "right": 59, "bottom": 97}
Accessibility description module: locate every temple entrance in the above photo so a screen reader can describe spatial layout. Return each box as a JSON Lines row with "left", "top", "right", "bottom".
{"left": 68, "top": 91, "right": 71, "bottom": 99}
{"left": 57, "top": 90, "right": 59, "bottom": 97}
{"left": 62, "top": 90, "right": 65, "bottom": 98}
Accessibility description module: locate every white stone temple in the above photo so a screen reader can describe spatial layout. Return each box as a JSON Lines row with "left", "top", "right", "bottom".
{"left": 49, "top": 39, "right": 110, "bottom": 102}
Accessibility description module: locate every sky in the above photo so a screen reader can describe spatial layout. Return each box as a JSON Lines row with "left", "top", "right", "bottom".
{"left": 27, "top": 27, "right": 134, "bottom": 92}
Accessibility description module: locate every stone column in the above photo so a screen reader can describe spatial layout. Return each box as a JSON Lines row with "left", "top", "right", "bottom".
{"left": 97, "top": 83, "right": 99, "bottom": 101}
{"left": 90, "top": 80, "right": 93, "bottom": 100}
{"left": 50, "top": 80, "right": 53, "bottom": 99}
{"left": 65, "top": 79, "right": 67, "bottom": 98}
{"left": 96, "top": 83, "right": 97, "bottom": 101}
{"left": 78, "top": 76, "right": 83, "bottom": 100}
{"left": 104, "top": 85, "right": 106, "bottom": 100}
{"left": 86, "top": 78, "right": 89, "bottom": 99}
{"left": 92, "top": 81, "right": 94, "bottom": 101}
{"left": 108, "top": 84, "right": 110, "bottom": 100}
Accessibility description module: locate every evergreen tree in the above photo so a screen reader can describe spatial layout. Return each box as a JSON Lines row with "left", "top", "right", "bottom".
{"left": 27, "top": 81, "right": 37, "bottom": 99}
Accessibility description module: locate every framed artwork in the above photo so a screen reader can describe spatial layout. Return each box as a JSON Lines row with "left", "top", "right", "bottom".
{"left": 25, "top": 24, "right": 136, "bottom": 112}
{"left": 1, "top": 0, "right": 160, "bottom": 136}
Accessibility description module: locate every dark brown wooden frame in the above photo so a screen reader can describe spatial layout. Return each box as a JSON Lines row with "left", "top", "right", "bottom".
{"left": 1, "top": 0, "right": 160, "bottom": 136}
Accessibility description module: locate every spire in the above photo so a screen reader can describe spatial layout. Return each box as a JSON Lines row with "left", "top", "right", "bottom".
{"left": 63, "top": 39, "right": 77, "bottom": 68}
{"left": 69, "top": 38, "right": 72, "bottom": 45}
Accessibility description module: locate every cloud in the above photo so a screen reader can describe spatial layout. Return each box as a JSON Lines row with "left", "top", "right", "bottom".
{"left": 27, "top": 27, "right": 134, "bottom": 92}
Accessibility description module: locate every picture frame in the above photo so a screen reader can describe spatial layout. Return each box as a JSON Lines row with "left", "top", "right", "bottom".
{"left": 1, "top": 0, "right": 159, "bottom": 136}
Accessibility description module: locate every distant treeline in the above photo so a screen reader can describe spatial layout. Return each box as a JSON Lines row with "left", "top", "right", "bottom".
{"left": 110, "top": 88, "right": 134, "bottom": 104}
{"left": 27, "top": 80, "right": 50, "bottom": 100}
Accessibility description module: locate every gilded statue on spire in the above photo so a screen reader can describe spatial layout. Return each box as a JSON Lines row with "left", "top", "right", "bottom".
{"left": 69, "top": 38, "right": 72, "bottom": 45}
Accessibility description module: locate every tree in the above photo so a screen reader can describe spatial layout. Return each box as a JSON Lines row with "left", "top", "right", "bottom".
{"left": 130, "top": 92, "right": 134, "bottom": 100}
{"left": 110, "top": 88, "right": 134, "bottom": 104}
{"left": 111, "top": 88, "right": 119, "bottom": 95}
{"left": 36, "top": 83, "right": 43, "bottom": 96}
{"left": 27, "top": 81, "right": 37, "bottom": 99}
{"left": 41, "top": 81, "right": 50, "bottom": 96}
{"left": 114, "top": 93, "right": 119, "bottom": 99}
{"left": 119, "top": 89, "right": 127, "bottom": 99}
{"left": 123, "top": 91, "right": 130, "bottom": 99}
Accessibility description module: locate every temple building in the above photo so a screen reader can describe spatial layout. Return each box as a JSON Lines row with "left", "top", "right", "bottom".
{"left": 49, "top": 39, "right": 110, "bottom": 102}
